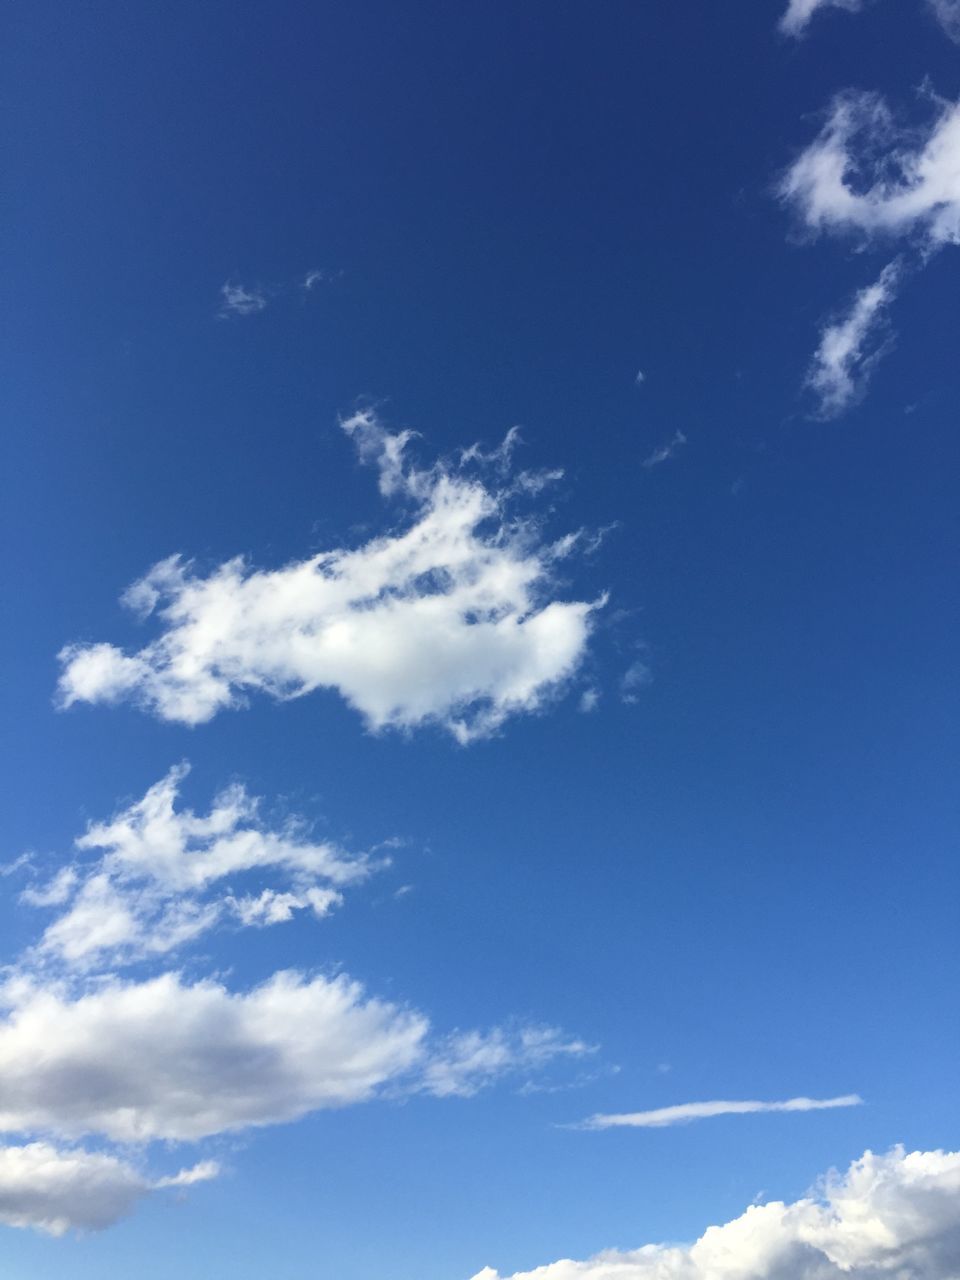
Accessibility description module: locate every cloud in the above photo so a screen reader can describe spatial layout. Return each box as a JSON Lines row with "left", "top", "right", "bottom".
{"left": 929, "top": 0, "right": 960, "bottom": 40}
{"left": 218, "top": 281, "right": 267, "bottom": 317}
{"left": 779, "top": 0, "right": 867, "bottom": 37}
{"left": 471, "top": 1145, "right": 960, "bottom": 1280}
{"left": 620, "top": 660, "right": 652, "bottom": 704}
{"left": 641, "top": 432, "right": 686, "bottom": 469}
{"left": 0, "top": 969, "right": 590, "bottom": 1145}
{"left": 57, "top": 410, "right": 599, "bottom": 743}
{"left": 20, "top": 764, "right": 373, "bottom": 970}
{"left": 780, "top": 91, "right": 960, "bottom": 250}
{"left": 579, "top": 1094, "right": 863, "bottom": 1130}
{"left": 0, "top": 1142, "right": 217, "bottom": 1236}
{"left": 805, "top": 261, "right": 901, "bottom": 416}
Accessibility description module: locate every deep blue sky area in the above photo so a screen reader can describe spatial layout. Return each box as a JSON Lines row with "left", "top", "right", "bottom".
{"left": 1, "top": 3, "right": 958, "bottom": 1278}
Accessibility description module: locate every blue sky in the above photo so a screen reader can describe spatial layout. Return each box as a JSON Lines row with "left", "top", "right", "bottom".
{"left": 1, "top": 1, "right": 959, "bottom": 1276}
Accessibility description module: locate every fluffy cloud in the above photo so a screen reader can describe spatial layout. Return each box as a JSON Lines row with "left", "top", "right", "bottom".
{"left": 21, "top": 764, "right": 372, "bottom": 969}
{"left": 57, "top": 411, "right": 599, "bottom": 743}
{"left": 471, "top": 1145, "right": 960, "bottom": 1280}
{"left": 805, "top": 261, "right": 901, "bottom": 416}
{"left": 779, "top": 0, "right": 867, "bottom": 37}
{"left": 0, "top": 1142, "right": 217, "bottom": 1235}
{"left": 579, "top": 1095, "right": 862, "bottom": 1130}
{"left": 0, "top": 970, "right": 590, "bottom": 1144}
{"left": 781, "top": 91, "right": 960, "bottom": 249}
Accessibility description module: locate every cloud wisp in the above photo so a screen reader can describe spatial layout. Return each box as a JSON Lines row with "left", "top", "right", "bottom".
{"left": 578, "top": 1094, "right": 863, "bottom": 1130}
{"left": 0, "top": 1142, "right": 218, "bottom": 1236}
{"left": 57, "top": 410, "right": 600, "bottom": 743}
{"left": 218, "top": 281, "right": 268, "bottom": 317}
{"left": 805, "top": 261, "right": 901, "bottom": 416}
{"left": 641, "top": 431, "right": 686, "bottom": 469}
{"left": 471, "top": 1145, "right": 960, "bottom": 1280}
{"left": 779, "top": 0, "right": 868, "bottom": 37}
{"left": 781, "top": 91, "right": 960, "bottom": 250}
{"left": 18, "top": 764, "right": 375, "bottom": 971}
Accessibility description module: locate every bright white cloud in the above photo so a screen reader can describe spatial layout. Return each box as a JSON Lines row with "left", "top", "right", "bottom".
{"left": 57, "top": 410, "right": 599, "bottom": 743}
{"left": 0, "top": 1141, "right": 217, "bottom": 1236}
{"left": 219, "top": 281, "right": 267, "bottom": 316}
{"left": 806, "top": 261, "right": 901, "bottom": 416}
{"left": 779, "top": 0, "right": 867, "bottom": 36}
{"left": 471, "top": 1145, "right": 960, "bottom": 1280}
{"left": 641, "top": 432, "right": 686, "bottom": 470}
{"left": 0, "top": 970, "right": 590, "bottom": 1144}
{"left": 21, "top": 764, "right": 372, "bottom": 969}
{"left": 580, "top": 1094, "right": 862, "bottom": 1130}
{"left": 781, "top": 91, "right": 960, "bottom": 249}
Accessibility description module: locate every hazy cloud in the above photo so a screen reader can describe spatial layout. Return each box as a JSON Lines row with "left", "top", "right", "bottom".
{"left": 806, "top": 261, "right": 901, "bottom": 416}
{"left": 579, "top": 1094, "right": 863, "bottom": 1130}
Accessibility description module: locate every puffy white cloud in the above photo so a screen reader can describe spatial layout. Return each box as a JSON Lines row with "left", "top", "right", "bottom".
{"left": 0, "top": 1141, "right": 217, "bottom": 1235}
{"left": 0, "top": 970, "right": 590, "bottom": 1145}
{"left": 22, "top": 764, "right": 372, "bottom": 969}
{"left": 781, "top": 92, "right": 960, "bottom": 249}
{"left": 580, "top": 1095, "right": 862, "bottom": 1130}
{"left": 219, "top": 281, "right": 267, "bottom": 316}
{"left": 779, "top": 0, "right": 867, "bottom": 37}
{"left": 57, "top": 410, "right": 599, "bottom": 743}
{"left": 805, "top": 261, "right": 901, "bottom": 416}
{"left": 0, "top": 970, "right": 428, "bottom": 1142}
{"left": 471, "top": 1145, "right": 960, "bottom": 1280}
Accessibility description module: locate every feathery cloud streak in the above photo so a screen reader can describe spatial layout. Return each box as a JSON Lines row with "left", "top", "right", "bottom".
{"left": 471, "top": 1145, "right": 960, "bottom": 1279}
{"left": 780, "top": 0, "right": 867, "bottom": 37}
{"left": 579, "top": 1094, "right": 863, "bottom": 1130}
{"left": 806, "top": 262, "right": 901, "bottom": 416}
{"left": 58, "top": 410, "right": 600, "bottom": 743}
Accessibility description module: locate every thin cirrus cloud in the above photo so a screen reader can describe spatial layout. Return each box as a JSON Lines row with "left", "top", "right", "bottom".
{"left": 57, "top": 409, "right": 600, "bottom": 743}
{"left": 0, "top": 969, "right": 591, "bottom": 1145}
{"left": 578, "top": 1094, "right": 863, "bottom": 1130}
{"left": 806, "top": 261, "right": 901, "bottom": 416}
{"left": 0, "top": 1142, "right": 218, "bottom": 1236}
{"left": 779, "top": 0, "right": 867, "bottom": 37}
{"left": 218, "top": 281, "right": 268, "bottom": 317}
{"left": 470, "top": 1145, "right": 960, "bottom": 1280}
{"left": 19, "top": 763, "right": 376, "bottom": 970}
{"left": 641, "top": 430, "right": 686, "bottom": 469}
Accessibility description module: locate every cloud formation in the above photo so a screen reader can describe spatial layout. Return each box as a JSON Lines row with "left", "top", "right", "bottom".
{"left": 641, "top": 432, "right": 686, "bottom": 470}
{"left": 58, "top": 410, "right": 599, "bottom": 743}
{"left": 579, "top": 1094, "right": 863, "bottom": 1130}
{"left": 0, "top": 1142, "right": 218, "bottom": 1236}
{"left": 20, "top": 764, "right": 373, "bottom": 970}
{"left": 929, "top": 0, "right": 960, "bottom": 40}
{"left": 219, "top": 281, "right": 267, "bottom": 317}
{"left": 781, "top": 92, "right": 960, "bottom": 249}
{"left": 471, "top": 1145, "right": 960, "bottom": 1280}
{"left": 0, "top": 969, "right": 591, "bottom": 1144}
{"left": 805, "top": 261, "right": 901, "bottom": 416}
{"left": 780, "top": 0, "right": 867, "bottom": 37}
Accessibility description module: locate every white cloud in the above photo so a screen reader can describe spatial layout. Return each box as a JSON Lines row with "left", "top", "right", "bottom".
{"left": 21, "top": 764, "right": 373, "bottom": 970}
{"left": 781, "top": 91, "right": 960, "bottom": 249}
{"left": 580, "top": 1094, "right": 863, "bottom": 1130}
{"left": 779, "top": 0, "right": 868, "bottom": 37}
{"left": 0, "top": 970, "right": 428, "bottom": 1143}
{"left": 620, "top": 660, "right": 652, "bottom": 704}
{"left": 57, "top": 410, "right": 599, "bottom": 743}
{"left": 219, "top": 281, "right": 267, "bottom": 316}
{"left": 641, "top": 432, "right": 686, "bottom": 469}
{"left": 929, "top": 0, "right": 960, "bottom": 40}
{"left": 806, "top": 261, "right": 901, "bottom": 416}
{"left": 0, "top": 1142, "right": 217, "bottom": 1236}
{"left": 0, "top": 970, "right": 589, "bottom": 1145}
{"left": 471, "top": 1145, "right": 960, "bottom": 1280}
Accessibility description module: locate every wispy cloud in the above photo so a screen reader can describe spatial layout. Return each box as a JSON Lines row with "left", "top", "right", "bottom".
{"left": 579, "top": 1093, "right": 863, "bottom": 1129}
{"left": 642, "top": 430, "right": 686, "bottom": 469}
{"left": 471, "top": 1145, "right": 960, "bottom": 1280}
{"left": 218, "top": 280, "right": 267, "bottom": 317}
{"left": 58, "top": 409, "right": 601, "bottom": 743}
{"left": 806, "top": 261, "right": 901, "bottom": 416}
{"left": 779, "top": 0, "right": 868, "bottom": 37}
{"left": 929, "top": 0, "right": 960, "bottom": 40}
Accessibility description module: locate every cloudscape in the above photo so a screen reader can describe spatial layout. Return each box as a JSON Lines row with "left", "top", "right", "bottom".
{"left": 2, "top": 4, "right": 956, "bottom": 1279}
